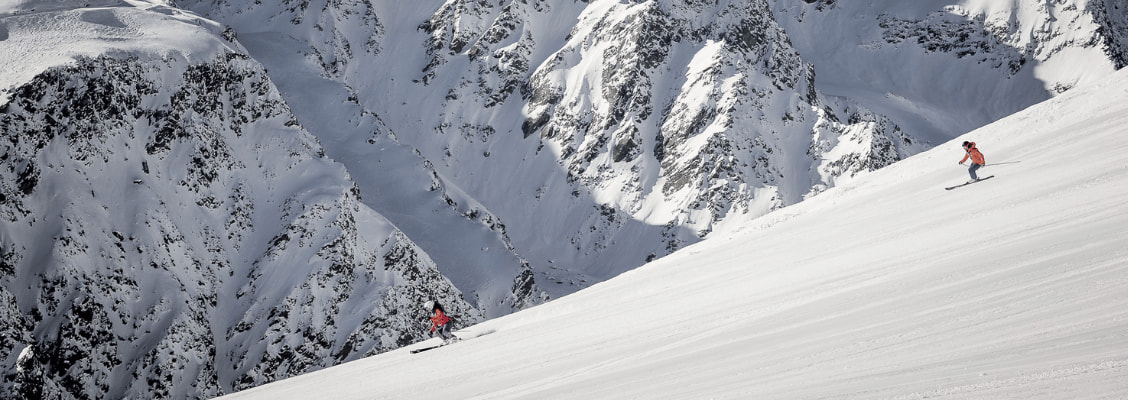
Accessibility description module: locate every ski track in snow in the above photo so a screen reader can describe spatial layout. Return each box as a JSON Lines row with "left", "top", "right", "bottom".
{"left": 217, "top": 67, "right": 1128, "bottom": 400}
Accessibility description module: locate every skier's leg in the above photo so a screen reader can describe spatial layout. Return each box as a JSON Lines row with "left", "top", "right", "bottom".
{"left": 968, "top": 163, "right": 981, "bottom": 180}
{"left": 441, "top": 324, "right": 454, "bottom": 342}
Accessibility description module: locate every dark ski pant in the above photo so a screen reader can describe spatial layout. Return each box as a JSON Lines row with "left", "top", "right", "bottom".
{"left": 432, "top": 323, "right": 452, "bottom": 340}
{"left": 968, "top": 163, "right": 982, "bottom": 180}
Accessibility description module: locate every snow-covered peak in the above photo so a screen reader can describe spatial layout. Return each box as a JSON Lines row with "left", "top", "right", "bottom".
{"left": 0, "top": 0, "right": 239, "bottom": 105}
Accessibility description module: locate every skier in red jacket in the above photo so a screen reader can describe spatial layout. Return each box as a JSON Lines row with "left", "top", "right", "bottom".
{"left": 424, "top": 300, "right": 456, "bottom": 343}
{"left": 959, "top": 141, "right": 986, "bottom": 183}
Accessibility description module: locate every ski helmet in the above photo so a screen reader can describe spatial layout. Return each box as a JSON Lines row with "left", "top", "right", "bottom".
{"left": 424, "top": 300, "right": 434, "bottom": 311}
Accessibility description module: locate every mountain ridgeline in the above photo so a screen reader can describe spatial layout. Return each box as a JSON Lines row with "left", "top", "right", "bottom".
{"left": 1, "top": 0, "right": 1125, "bottom": 398}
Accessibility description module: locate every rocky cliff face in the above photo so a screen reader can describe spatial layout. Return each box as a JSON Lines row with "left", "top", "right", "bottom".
{"left": 1094, "top": 0, "right": 1128, "bottom": 69}
{"left": 516, "top": 0, "right": 918, "bottom": 229}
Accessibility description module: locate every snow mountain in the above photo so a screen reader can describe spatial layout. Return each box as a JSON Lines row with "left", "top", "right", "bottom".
{"left": 180, "top": 0, "right": 1128, "bottom": 306}
{"left": 1, "top": 2, "right": 477, "bottom": 398}
{"left": 1, "top": 0, "right": 1126, "bottom": 398}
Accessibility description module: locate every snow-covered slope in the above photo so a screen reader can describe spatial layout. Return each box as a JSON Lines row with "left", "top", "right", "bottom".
{"left": 217, "top": 65, "right": 1128, "bottom": 400}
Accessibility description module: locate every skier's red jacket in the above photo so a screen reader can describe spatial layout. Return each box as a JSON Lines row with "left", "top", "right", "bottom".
{"left": 430, "top": 309, "right": 451, "bottom": 332}
{"left": 961, "top": 142, "right": 986, "bottom": 165}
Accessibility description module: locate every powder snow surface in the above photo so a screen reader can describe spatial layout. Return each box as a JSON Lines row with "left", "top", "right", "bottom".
{"left": 218, "top": 67, "right": 1128, "bottom": 399}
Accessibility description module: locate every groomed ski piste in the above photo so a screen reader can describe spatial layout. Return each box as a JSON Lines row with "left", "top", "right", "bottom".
{"left": 217, "top": 68, "right": 1128, "bottom": 399}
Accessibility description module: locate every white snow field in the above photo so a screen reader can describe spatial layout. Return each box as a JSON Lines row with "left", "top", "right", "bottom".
{"left": 217, "top": 68, "right": 1128, "bottom": 399}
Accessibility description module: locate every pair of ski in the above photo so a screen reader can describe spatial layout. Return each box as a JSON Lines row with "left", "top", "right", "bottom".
{"left": 409, "top": 328, "right": 496, "bottom": 354}
{"left": 945, "top": 175, "right": 994, "bottom": 190}
{"left": 410, "top": 340, "right": 458, "bottom": 354}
